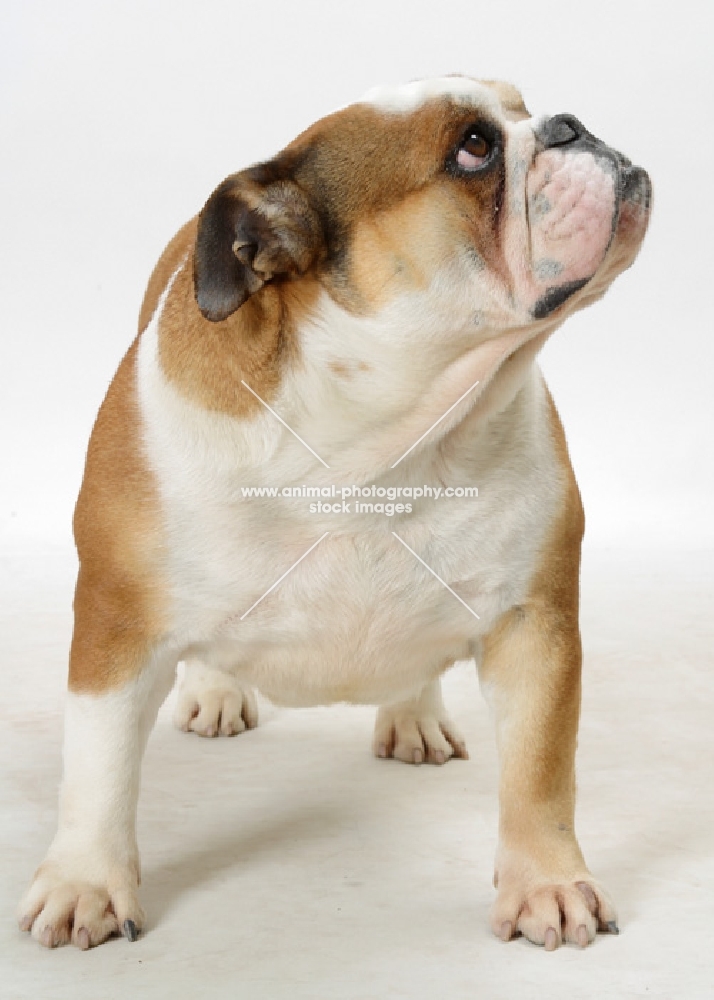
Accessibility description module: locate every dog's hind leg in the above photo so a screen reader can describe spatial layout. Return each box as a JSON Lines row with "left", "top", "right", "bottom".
{"left": 173, "top": 659, "right": 258, "bottom": 738}
{"left": 372, "top": 678, "right": 468, "bottom": 765}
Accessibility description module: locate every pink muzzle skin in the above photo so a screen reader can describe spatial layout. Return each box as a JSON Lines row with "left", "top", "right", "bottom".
{"left": 525, "top": 113, "right": 649, "bottom": 319}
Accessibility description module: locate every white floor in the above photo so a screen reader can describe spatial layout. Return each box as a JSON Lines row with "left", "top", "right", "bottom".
{"left": 1, "top": 539, "right": 712, "bottom": 999}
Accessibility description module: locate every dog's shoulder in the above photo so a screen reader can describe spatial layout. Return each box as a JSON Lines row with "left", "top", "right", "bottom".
{"left": 138, "top": 217, "right": 198, "bottom": 335}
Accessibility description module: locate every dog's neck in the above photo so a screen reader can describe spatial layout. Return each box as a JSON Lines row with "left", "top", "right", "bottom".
{"left": 283, "top": 291, "right": 557, "bottom": 481}
{"left": 154, "top": 258, "right": 558, "bottom": 483}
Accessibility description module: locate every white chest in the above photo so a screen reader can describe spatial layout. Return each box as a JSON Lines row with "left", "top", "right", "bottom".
{"left": 137, "top": 319, "right": 562, "bottom": 707}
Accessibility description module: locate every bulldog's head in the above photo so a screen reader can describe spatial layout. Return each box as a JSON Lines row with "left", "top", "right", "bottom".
{"left": 195, "top": 76, "right": 649, "bottom": 324}
{"left": 192, "top": 76, "right": 650, "bottom": 459}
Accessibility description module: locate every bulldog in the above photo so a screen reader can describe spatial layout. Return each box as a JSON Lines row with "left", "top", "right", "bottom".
{"left": 18, "top": 76, "right": 651, "bottom": 951}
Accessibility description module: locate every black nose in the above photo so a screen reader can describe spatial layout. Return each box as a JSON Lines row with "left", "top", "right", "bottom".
{"left": 536, "top": 113, "right": 633, "bottom": 169}
{"left": 536, "top": 113, "right": 591, "bottom": 149}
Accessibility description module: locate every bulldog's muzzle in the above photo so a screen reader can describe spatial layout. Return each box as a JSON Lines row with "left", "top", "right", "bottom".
{"left": 536, "top": 113, "right": 651, "bottom": 209}
{"left": 528, "top": 113, "right": 651, "bottom": 319}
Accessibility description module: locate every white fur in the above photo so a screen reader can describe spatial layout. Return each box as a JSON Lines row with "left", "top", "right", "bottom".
{"left": 17, "top": 652, "right": 176, "bottom": 942}
{"left": 373, "top": 678, "right": 466, "bottom": 764}
{"left": 362, "top": 76, "right": 500, "bottom": 115}
{"left": 174, "top": 659, "right": 257, "bottom": 736}
{"left": 50, "top": 659, "right": 172, "bottom": 864}
{"left": 137, "top": 278, "right": 564, "bottom": 708}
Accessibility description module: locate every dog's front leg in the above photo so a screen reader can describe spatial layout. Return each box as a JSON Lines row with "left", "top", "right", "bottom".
{"left": 479, "top": 588, "right": 618, "bottom": 950}
{"left": 18, "top": 574, "right": 176, "bottom": 949}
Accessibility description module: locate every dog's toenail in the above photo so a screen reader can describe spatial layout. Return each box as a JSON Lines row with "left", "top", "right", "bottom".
{"left": 123, "top": 919, "right": 139, "bottom": 942}
{"left": 544, "top": 927, "right": 558, "bottom": 951}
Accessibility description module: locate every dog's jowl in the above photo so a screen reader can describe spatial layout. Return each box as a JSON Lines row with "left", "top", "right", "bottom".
{"left": 19, "top": 76, "right": 650, "bottom": 951}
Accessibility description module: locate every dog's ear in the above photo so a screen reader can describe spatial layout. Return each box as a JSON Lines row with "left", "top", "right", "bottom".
{"left": 194, "top": 173, "right": 324, "bottom": 322}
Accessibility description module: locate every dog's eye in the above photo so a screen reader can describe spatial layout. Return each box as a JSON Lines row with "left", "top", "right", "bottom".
{"left": 456, "top": 130, "right": 492, "bottom": 171}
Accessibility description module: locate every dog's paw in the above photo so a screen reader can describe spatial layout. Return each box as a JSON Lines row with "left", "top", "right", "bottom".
{"left": 492, "top": 862, "right": 618, "bottom": 950}
{"left": 173, "top": 661, "right": 258, "bottom": 737}
{"left": 372, "top": 701, "right": 468, "bottom": 765}
{"left": 18, "top": 854, "right": 143, "bottom": 950}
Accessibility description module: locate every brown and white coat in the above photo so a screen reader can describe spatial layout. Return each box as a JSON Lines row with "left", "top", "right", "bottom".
{"left": 19, "top": 76, "right": 650, "bottom": 951}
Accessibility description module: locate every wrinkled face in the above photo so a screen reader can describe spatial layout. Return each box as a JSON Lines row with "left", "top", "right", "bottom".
{"left": 195, "top": 76, "right": 651, "bottom": 347}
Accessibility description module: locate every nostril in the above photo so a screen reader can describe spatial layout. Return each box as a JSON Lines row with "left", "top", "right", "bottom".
{"left": 538, "top": 114, "right": 586, "bottom": 149}
{"left": 550, "top": 119, "right": 578, "bottom": 146}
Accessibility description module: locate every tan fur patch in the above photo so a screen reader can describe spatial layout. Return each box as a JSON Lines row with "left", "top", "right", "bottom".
{"left": 347, "top": 175, "right": 508, "bottom": 312}
{"left": 347, "top": 190, "right": 443, "bottom": 308}
{"left": 70, "top": 340, "right": 166, "bottom": 692}
{"left": 480, "top": 388, "right": 584, "bottom": 847}
{"left": 157, "top": 251, "right": 321, "bottom": 416}
{"left": 272, "top": 97, "right": 510, "bottom": 306}
{"left": 138, "top": 218, "right": 198, "bottom": 335}
{"left": 327, "top": 359, "right": 350, "bottom": 378}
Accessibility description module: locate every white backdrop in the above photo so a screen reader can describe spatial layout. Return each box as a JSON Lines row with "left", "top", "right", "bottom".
{"left": 1, "top": 0, "right": 712, "bottom": 548}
